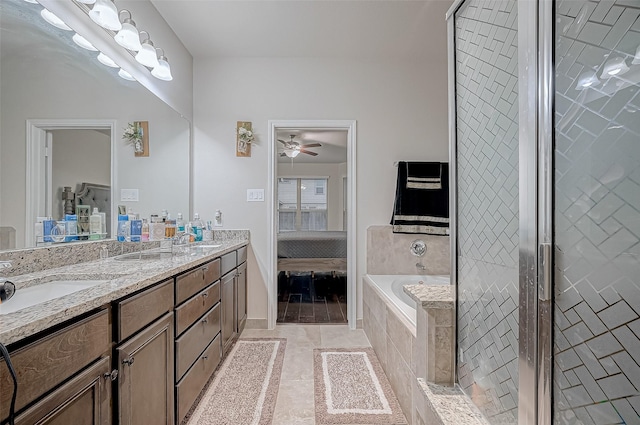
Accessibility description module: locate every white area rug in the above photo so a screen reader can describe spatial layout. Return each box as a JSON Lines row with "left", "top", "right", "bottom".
{"left": 187, "top": 338, "right": 286, "bottom": 425}
{"left": 314, "top": 347, "right": 407, "bottom": 424}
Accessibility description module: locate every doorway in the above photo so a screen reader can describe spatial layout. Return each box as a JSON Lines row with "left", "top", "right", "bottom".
{"left": 267, "top": 120, "right": 357, "bottom": 329}
{"left": 26, "top": 119, "right": 116, "bottom": 246}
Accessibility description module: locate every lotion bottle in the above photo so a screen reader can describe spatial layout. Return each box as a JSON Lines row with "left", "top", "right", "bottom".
{"left": 90, "top": 208, "right": 102, "bottom": 240}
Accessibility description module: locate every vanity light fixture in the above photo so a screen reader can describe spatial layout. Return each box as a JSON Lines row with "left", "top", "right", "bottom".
{"left": 151, "top": 48, "right": 173, "bottom": 81}
{"left": 89, "top": 0, "right": 122, "bottom": 32}
{"left": 118, "top": 68, "right": 136, "bottom": 81}
{"left": 632, "top": 44, "right": 640, "bottom": 65}
{"left": 97, "top": 52, "right": 119, "bottom": 68}
{"left": 41, "top": 9, "right": 72, "bottom": 31}
{"left": 601, "top": 57, "right": 629, "bottom": 78}
{"left": 575, "top": 71, "right": 600, "bottom": 90}
{"left": 114, "top": 10, "right": 142, "bottom": 51}
{"left": 72, "top": 33, "right": 98, "bottom": 51}
{"left": 135, "top": 32, "right": 160, "bottom": 68}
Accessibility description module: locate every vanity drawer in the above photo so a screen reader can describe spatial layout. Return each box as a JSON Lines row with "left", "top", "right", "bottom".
{"left": 220, "top": 251, "right": 236, "bottom": 277}
{"left": 237, "top": 245, "right": 247, "bottom": 265}
{"left": 176, "top": 334, "right": 221, "bottom": 424}
{"left": 175, "top": 303, "right": 221, "bottom": 380}
{"left": 116, "top": 278, "right": 174, "bottom": 341}
{"left": 175, "top": 282, "right": 220, "bottom": 336}
{"left": 175, "top": 259, "right": 220, "bottom": 305}
{"left": 0, "top": 309, "right": 110, "bottom": 422}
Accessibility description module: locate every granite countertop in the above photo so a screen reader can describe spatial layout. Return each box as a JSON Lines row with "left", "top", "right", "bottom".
{"left": 417, "top": 378, "right": 488, "bottom": 425}
{"left": 403, "top": 284, "right": 455, "bottom": 309}
{"left": 0, "top": 239, "right": 248, "bottom": 346}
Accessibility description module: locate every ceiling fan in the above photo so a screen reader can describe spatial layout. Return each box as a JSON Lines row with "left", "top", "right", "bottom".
{"left": 278, "top": 135, "right": 321, "bottom": 158}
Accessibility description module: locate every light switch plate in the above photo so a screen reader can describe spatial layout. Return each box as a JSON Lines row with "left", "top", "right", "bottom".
{"left": 247, "top": 189, "right": 264, "bottom": 202}
{"left": 120, "top": 189, "right": 139, "bottom": 202}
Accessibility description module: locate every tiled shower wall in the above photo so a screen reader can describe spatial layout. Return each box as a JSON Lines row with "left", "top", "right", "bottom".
{"left": 454, "top": 1, "right": 519, "bottom": 423}
{"left": 553, "top": 1, "right": 640, "bottom": 424}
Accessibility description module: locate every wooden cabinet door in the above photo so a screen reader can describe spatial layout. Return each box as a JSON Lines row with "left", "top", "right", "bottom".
{"left": 221, "top": 272, "right": 235, "bottom": 352}
{"left": 117, "top": 312, "right": 174, "bottom": 425}
{"left": 236, "top": 262, "right": 247, "bottom": 333}
{"left": 15, "top": 357, "right": 112, "bottom": 425}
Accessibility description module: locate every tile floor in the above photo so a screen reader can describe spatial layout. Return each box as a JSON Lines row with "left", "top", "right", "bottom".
{"left": 239, "top": 324, "right": 372, "bottom": 425}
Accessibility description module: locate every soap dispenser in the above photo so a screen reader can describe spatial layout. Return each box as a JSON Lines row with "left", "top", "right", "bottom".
{"left": 90, "top": 208, "right": 102, "bottom": 240}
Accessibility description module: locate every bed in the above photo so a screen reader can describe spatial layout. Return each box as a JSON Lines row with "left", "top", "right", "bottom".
{"left": 277, "top": 231, "right": 347, "bottom": 272}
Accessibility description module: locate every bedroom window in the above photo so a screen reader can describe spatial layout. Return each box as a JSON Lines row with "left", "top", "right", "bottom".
{"left": 278, "top": 177, "right": 327, "bottom": 231}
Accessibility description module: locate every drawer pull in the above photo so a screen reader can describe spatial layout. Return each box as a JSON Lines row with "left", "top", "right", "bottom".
{"left": 202, "top": 355, "right": 208, "bottom": 360}
{"left": 104, "top": 370, "right": 119, "bottom": 381}
{"left": 123, "top": 357, "right": 135, "bottom": 366}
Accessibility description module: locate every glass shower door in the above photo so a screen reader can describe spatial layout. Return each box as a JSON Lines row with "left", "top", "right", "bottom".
{"left": 553, "top": 1, "right": 640, "bottom": 424}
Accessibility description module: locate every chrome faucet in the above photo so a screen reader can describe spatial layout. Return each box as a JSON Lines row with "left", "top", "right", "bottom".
{"left": 410, "top": 240, "right": 427, "bottom": 273}
{"left": 416, "top": 262, "right": 427, "bottom": 271}
{"left": 0, "top": 261, "right": 15, "bottom": 303}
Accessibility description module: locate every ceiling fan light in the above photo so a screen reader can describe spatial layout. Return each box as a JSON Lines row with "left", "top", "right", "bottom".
{"left": 97, "top": 52, "right": 118, "bottom": 68}
{"left": 135, "top": 40, "right": 159, "bottom": 68}
{"left": 151, "top": 56, "right": 173, "bottom": 81}
{"left": 284, "top": 148, "right": 300, "bottom": 158}
{"left": 40, "top": 9, "right": 72, "bottom": 31}
{"left": 89, "top": 0, "right": 122, "bottom": 31}
{"left": 114, "top": 19, "right": 142, "bottom": 51}
{"left": 118, "top": 68, "right": 136, "bottom": 81}
{"left": 72, "top": 33, "right": 98, "bottom": 51}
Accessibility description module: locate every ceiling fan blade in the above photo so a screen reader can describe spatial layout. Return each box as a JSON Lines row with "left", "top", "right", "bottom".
{"left": 300, "top": 149, "right": 318, "bottom": 156}
{"left": 300, "top": 143, "right": 321, "bottom": 148}
{"left": 278, "top": 139, "right": 287, "bottom": 145}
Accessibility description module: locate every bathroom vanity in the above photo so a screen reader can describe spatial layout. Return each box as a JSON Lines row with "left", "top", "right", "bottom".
{"left": 0, "top": 236, "right": 248, "bottom": 425}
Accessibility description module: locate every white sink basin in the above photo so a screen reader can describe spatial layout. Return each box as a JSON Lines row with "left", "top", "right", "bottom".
{"left": 189, "top": 244, "right": 222, "bottom": 255}
{"left": 0, "top": 280, "right": 107, "bottom": 315}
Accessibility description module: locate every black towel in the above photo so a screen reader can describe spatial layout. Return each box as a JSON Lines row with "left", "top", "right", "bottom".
{"left": 391, "top": 162, "right": 449, "bottom": 235}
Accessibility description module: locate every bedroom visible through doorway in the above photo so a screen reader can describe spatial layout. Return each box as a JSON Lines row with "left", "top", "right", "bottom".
{"left": 275, "top": 128, "right": 348, "bottom": 324}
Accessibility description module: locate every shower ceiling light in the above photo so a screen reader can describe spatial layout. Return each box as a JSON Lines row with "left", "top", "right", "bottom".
{"left": 114, "top": 11, "right": 142, "bottom": 51}
{"left": 89, "top": 0, "right": 122, "bottom": 32}
{"left": 97, "top": 52, "right": 118, "bottom": 68}
{"left": 118, "top": 68, "right": 136, "bottom": 81}
{"left": 135, "top": 37, "right": 159, "bottom": 68}
{"left": 151, "top": 49, "right": 173, "bottom": 81}
{"left": 632, "top": 44, "right": 640, "bottom": 65}
{"left": 72, "top": 33, "right": 98, "bottom": 51}
{"left": 41, "top": 9, "right": 72, "bottom": 31}
{"left": 575, "top": 71, "right": 600, "bottom": 90}
{"left": 601, "top": 57, "right": 629, "bottom": 78}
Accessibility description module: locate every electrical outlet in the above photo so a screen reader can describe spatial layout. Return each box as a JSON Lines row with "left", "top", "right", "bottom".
{"left": 120, "top": 189, "right": 139, "bottom": 201}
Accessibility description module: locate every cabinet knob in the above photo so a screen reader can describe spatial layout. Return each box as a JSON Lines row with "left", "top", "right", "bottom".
{"left": 202, "top": 292, "right": 208, "bottom": 298}
{"left": 123, "top": 357, "right": 135, "bottom": 366}
{"left": 104, "top": 370, "right": 119, "bottom": 381}
{"left": 202, "top": 355, "right": 208, "bottom": 360}
{"left": 202, "top": 318, "right": 208, "bottom": 324}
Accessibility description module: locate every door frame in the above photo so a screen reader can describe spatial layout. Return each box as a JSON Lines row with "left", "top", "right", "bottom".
{"left": 26, "top": 119, "right": 116, "bottom": 246}
{"left": 267, "top": 119, "right": 357, "bottom": 329}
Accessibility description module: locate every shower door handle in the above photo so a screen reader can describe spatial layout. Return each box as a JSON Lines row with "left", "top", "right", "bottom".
{"left": 539, "top": 243, "right": 552, "bottom": 301}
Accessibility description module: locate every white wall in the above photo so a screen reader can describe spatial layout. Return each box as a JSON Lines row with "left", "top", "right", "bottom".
{"left": 51, "top": 129, "right": 110, "bottom": 219}
{"left": 193, "top": 55, "right": 449, "bottom": 322}
{"left": 277, "top": 162, "right": 346, "bottom": 231}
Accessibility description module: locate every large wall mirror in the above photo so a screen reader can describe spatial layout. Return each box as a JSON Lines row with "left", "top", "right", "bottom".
{"left": 0, "top": 0, "right": 190, "bottom": 250}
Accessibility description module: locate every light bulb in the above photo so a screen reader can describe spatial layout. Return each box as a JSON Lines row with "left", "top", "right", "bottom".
{"left": 40, "top": 9, "right": 72, "bottom": 31}
{"left": 97, "top": 52, "right": 118, "bottom": 68}
{"left": 89, "top": 0, "right": 122, "bottom": 31}
{"left": 601, "top": 57, "right": 629, "bottom": 78}
{"left": 151, "top": 56, "right": 173, "bottom": 81}
{"left": 135, "top": 40, "right": 159, "bottom": 68}
{"left": 72, "top": 33, "right": 98, "bottom": 51}
{"left": 114, "top": 19, "right": 142, "bottom": 51}
{"left": 118, "top": 69, "right": 136, "bottom": 81}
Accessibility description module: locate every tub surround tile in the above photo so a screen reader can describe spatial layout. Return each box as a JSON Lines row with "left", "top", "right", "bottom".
{"left": 387, "top": 337, "right": 414, "bottom": 424}
{"left": 0, "top": 238, "right": 248, "bottom": 346}
{"left": 387, "top": 304, "right": 414, "bottom": 367}
{"left": 366, "top": 225, "right": 450, "bottom": 275}
{"left": 416, "top": 379, "right": 489, "bottom": 425}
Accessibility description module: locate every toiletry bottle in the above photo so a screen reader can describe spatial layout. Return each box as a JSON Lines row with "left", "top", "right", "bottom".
{"left": 141, "top": 219, "right": 150, "bottom": 242}
{"left": 192, "top": 213, "right": 204, "bottom": 242}
{"left": 149, "top": 216, "right": 165, "bottom": 241}
{"left": 64, "top": 214, "right": 78, "bottom": 242}
{"left": 161, "top": 209, "right": 168, "bottom": 222}
{"left": 165, "top": 219, "right": 176, "bottom": 238}
{"left": 176, "top": 213, "right": 185, "bottom": 232}
{"left": 186, "top": 222, "right": 195, "bottom": 243}
{"left": 117, "top": 214, "right": 130, "bottom": 242}
{"left": 99, "top": 212, "right": 106, "bottom": 235}
{"left": 89, "top": 208, "right": 102, "bottom": 240}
